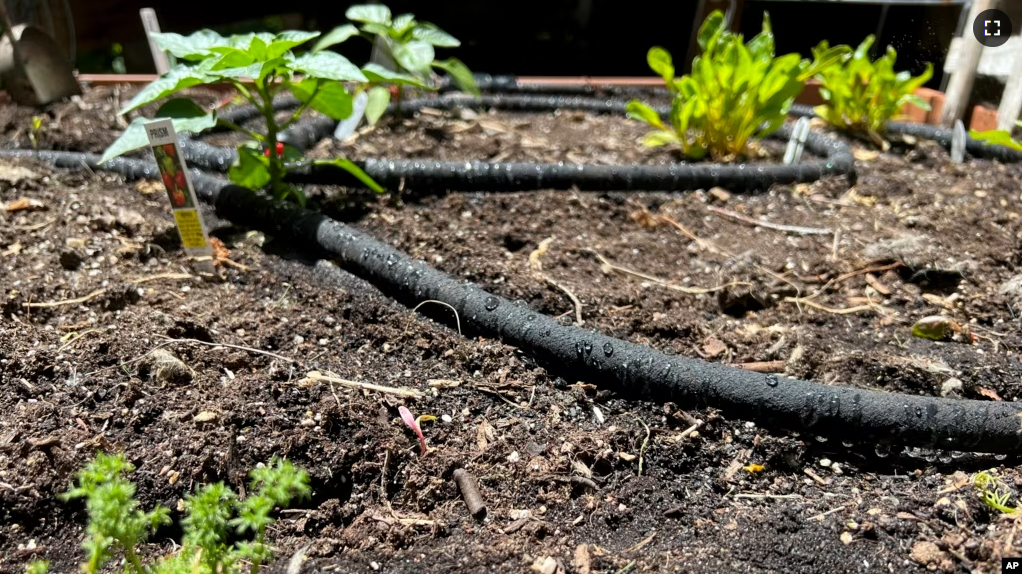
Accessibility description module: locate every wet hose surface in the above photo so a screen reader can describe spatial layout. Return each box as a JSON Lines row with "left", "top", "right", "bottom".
{"left": 185, "top": 94, "right": 857, "bottom": 192}
{"left": 788, "top": 103, "right": 1022, "bottom": 163}
{"left": 2, "top": 147, "right": 1022, "bottom": 454}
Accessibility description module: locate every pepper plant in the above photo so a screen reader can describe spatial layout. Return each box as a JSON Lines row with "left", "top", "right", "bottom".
{"left": 99, "top": 28, "right": 384, "bottom": 205}
{"left": 32, "top": 452, "right": 310, "bottom": 574}
{"left": 812, "top": 35, "right": 933, "bottom": 146}
{"left": 312, "top": 4, "right": 480, "bottom": 125}
{"left": 626, "top": 11, "right": 849, "bottom": 160}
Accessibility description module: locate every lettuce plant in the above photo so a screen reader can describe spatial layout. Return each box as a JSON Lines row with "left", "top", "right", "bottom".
{"left": 100, "top": 28, "right": 383, "bottom": 205}
{"left": 970, "top": 121, "right": 1022, "bottom": 151}
{"left": 313, "top": 4, "right": 480, "bottom": 125}
{"left": 813, "top": 35, "right": 933, "bottom": 145}
{"left": 626, "top": 11, "right": 848, "bottom": 160}
{"left": 44, "top": 452, "right": 310, "bottom": 574}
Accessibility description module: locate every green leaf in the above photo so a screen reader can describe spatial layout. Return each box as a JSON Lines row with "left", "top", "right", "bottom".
{"left": 313, "top": 158, "right": 384, "bottom": 192}
{"left": 292, "top": 52, "right": 368, "bottom": 82}
{"left": 641, "top": 131, "right": 679, "bottom": 147}
{"left": 346, "top": 4, "right": 392, "bottom": 25}
{"left": 911, "top": 315, "right": 957, "bottom": 341}
{"left": 209, "top": 62, "right": 263, "bottom": 81}
{"left": 365, "top": 86, "right": 391, "bottom": 125}
{"left": 412, "top": 23, "right": 460, "bottom": 47}
{"left": 229, "top": 146, "right": 272, "bottom": 190}
{"left": 101, "top": 103, "right": 216, "bottom": 164}
{"left": 362, "top": 63, "right": 431, "bottom": 87}
{"left": 119, "top": 64, "right": 211, "bottom": 114}
{"left": 970, "top": 128, "right": 1022, "bottom": 151}
{"left": 392, "top": 14, "right": 417, "bottom": 36}
{"left": 392, "top": 40, "right": 434, "bottom": 73}
{"left": 149, "top": 29, "right": 225, "bottom": 60}
{"left": 432, "top": 58, "right": 478, "bottom": 96}
{"left": 626, "top": 100, "right": 664, "bottom": 129}
{"left": 266, "top": 30, "right": 320, "bottom": 58}
{"left": 361, "top": 22, "right": 393, "bottom": 37}
{"left": 647, "top": 47, "right": 674, "bottom": 83}
{"left": 697, "top": 10, "right": 726, "bottom": 52}
{"left": 313, "top": 25, "right": 360, "bottom": 53}
{"left": 290, "top": 78, "right": 355, "bottom": 120}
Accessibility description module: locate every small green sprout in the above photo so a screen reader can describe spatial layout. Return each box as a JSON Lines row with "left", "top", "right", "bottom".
{"left": 59, "top": 452, "right": 310, "bottom": 574}
{"left": 313, "top": 4, "right": 480, "bottom": 125}
{"left": 813, "top": 35, "right": 933, "bottom": 147}
{"left": 974, "top": 470, "right": 1017, "bottom": 514}
{"left": 970, "top": 121, "right": 1022, "bottom": 152}
{"left": 29, "top": 116, "right": 44, "bottom": 151}
{"left": 25, "top": 560, "right": 49, "bottom": 574}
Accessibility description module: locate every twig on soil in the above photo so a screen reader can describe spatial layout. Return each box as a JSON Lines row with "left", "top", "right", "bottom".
{"left": 614, "top": 561, "right": 637, "bottom": 574}
{"left": 732, "top": 493, "right": 803, "bottom": 500}
{"left": 623, "top": 531, "right": 657, "bottom": 554}
{"left": 452, "top": 468, "right": 487, "bottom": 518}
{"left": 804, "top": 468, "right": 831, "bottom": 486}
{"left": 801, "top": 261, "right": 904, "bottom": 302}
{"left": 589, "top": 250, "right": 743, "bottom": 294}
{"left": 302, "top": 371, "right": 424, "bottom": 398}
{"left": 635, "top": 418, "right": 651, "bottom": 476}
{"left": 156, "top": 336, "right": 298, "bottom": 364}
{"left": 58, "top": 328, "right": 101, "bottom": 352}
{"left": 23, "top": 288, "right": 106, "bottom": 308}
{"left": 530, "top": 237, "right": 584, "bottom": 326}
{"left": 706, "top": 205, "right": 833, "bottom": 236}
{"left": 808, "top": 505, "right": 847, "bottom": 521}
{"left": 131, "top": 272, "right": 194, "bottom": 285}
{"left": 14, "top": 217, "right": 56, "bottom": 231}
{"left": 783, "top": 296, "right": 888, "bottom": 316}
{"left": 412, "top": 299, "right": 463, "bottom": 335}
{"left": 679, "top": 419, "right": 704, "bottom": 439}
{"left": 737, "top": 360, "right": 786, "bottom": 373}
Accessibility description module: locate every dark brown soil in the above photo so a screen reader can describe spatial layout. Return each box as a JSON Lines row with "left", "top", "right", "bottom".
{"left": 2, "top": 85, "right": 1022, "bottom": 574}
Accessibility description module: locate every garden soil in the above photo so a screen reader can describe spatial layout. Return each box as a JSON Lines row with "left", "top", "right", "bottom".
{"left": 2, "top": 85, "right": 1022, "bottom": 574}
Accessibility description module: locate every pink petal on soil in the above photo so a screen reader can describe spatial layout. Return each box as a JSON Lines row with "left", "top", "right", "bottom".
{"left": 399, "top": 405, "right": 428, "bottom": 455}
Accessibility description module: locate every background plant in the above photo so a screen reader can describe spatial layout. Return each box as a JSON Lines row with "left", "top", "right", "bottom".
{"left": 39, "top": 452, "right": 310, "bottom": 574}
{"left": 970, "top": 121, "right": 1022, "bottom": 152}
{"left": 626, "top": 11, "right": 848, "bottom": 160}
{"left": 312, "top": 3, "right": 480, "bottom": 125}
{"left": 99, "top": 28, "right": 383, "bottom": 205}
{"left": 812, "top": 35, "right": 933, "bottom": 146}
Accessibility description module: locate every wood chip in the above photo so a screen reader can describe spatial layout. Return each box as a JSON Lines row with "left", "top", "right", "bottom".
{"left": 574, "top": 545, "right": 591, "bottom": 574}
{"left": 977, "top": 387, "right": 1003, "bottom": 401}
{"left": 864, "top": 273, "right": 891, "bottom": 295}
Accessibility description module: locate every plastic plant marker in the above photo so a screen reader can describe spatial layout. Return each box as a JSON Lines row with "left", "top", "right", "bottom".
{"left": 145, "top": 119, "right": 214, "bottom": 268}
{"left": 139, "top": 8, "right": 169, "bottom": 75}
{"left": 334, "top": 90, "right": 369, "bottom": 140}
{"left": 784, "top": 116, "right": 811, "bottom": 165}
{"left": 951, "top": 120, "right": 966, "bottom": 164}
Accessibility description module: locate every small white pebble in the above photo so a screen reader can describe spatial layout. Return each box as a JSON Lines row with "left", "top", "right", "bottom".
{"left": 293, "top": 335, "right": 304, "bottom": 345}
{"left": 508, "top": 451, "right": 520, "bottom": 463}
{"left": 820, "top": 458, "right": 832, "bottom": 468}
{"left": 441, "top": 414, "right": 453, "bottom": 423}
{"left": 831, "top": 463, "right": 843, "bottom": 475}
{"left": 371, "top": 562, "right": 380, "bottom": 571}
{"left": 318, "top": 338, "right": 329, "bottom": 346}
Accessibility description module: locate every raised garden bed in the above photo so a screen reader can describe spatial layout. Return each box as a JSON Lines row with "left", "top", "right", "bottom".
{"left": 2, "top": 78, "right": 1022, "bottom": 574}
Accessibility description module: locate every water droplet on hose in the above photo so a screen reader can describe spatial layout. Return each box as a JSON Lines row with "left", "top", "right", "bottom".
{"left": 602, "top": 342, "right": 614, "bottom": 357}
{"left": 583, "top": 341, "right": 593, "bottom": 355}
{"left": 815, "top": 435, "right": 828, "bottom": 443}
{"left": 875, "top": 444, "right": 891, "bottom": 458}
{"left": 995, "top": 454, "right": 1008, "bottom": 461}
{"left": 483, "top": 296, "right": 499, "bottom": 311}
{"left": 765, "top": 375, "right": 778, "bottom": 387}
{"left": 841, "top": 440, "right": 854, "bottom": 448}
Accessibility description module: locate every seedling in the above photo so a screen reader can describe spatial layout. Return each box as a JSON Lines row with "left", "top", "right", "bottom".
{"left": 28, "top": 115, "right": 44, "bottom": 151}
{"left": 974, "top": 470, "right": 1017, "bottom": 514}
{"left": 970, "top": 121, "right": 1022, "bottom": 152}
{"left": 45, "top": 452, "right": 310, "bottom": 574}
{"left": 627, "top": 11, "right": 848, "bottom": 160}
{"left": 813, "top": 35, "right": 933, "bottom": 147}
{"left": 399, "top": 405, "right": 435, "bottom": 455}
{"left": 99, "top": 28, "right": 384, "bottom": 205}
{"left": 313, "top": 4, "right": 480, "bottom": 125}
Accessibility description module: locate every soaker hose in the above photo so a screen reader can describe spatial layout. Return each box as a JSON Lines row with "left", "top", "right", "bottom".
{"left": 2, "top": 146, "right": 1022, "bottom": 454}
{"left": 788, "top": 103, "right": 1022, "bottom": 163}
{"left": 181, "top": 94, "right": 856, "bottom": 192}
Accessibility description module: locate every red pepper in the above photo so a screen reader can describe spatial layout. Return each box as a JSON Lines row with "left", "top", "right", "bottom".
{"left": 161, "top": 172, "right": 174, "bottom": 190}
{"left": 264, "top": 142, "right": 285, "bottom": 157}
{"left": 389, "top": 85, "right": 399, "bottom": 97}
{"left": 162, "top": 144, "right": 176, "bottom": 158}
{"left": 175, "top": 171, "right": 187, "bottom": 189}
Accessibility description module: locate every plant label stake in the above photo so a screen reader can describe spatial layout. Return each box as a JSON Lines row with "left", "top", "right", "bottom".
{"left": 334, "top": 89, "right": 369, "bottom": 140}
{"left": 145, "top": 119, "right": 214, "bottom": 268}
{"left": 784, "top": 116, "right": 811, "bottom": 165}
{"left": 139, "top": 8, "right": 170, "bottom": 75}
{"left": 951, "top": 119, "right": 966, "bottom": 164}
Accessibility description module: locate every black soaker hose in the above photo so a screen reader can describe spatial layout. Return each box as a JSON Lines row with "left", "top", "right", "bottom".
{"left": 789, "top": 103, "right": 1022, "bottom": 163}
{"left": 182, "top": 94, "right": 856, "bottom": 192}
{"left": 3, "top": 147, "right": 1022, "bottom": 454}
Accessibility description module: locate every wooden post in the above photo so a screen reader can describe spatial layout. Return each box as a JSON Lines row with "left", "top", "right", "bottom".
{"left": 996, "top": 49, "right": 1022, "bottom": 131}
{"left": 940, "top": 0, "right": 994, "bottom": 128}
{"left": 140, "top": 8, "right": 169, "bottom": 75}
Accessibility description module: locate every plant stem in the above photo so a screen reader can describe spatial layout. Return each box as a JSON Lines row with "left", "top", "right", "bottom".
{"left": 256, "top": 82, "right": 285, "bottom": 195}
{"left": 279, "top": 80, "right": 321, "bottom": 130}
{"left": 124, "top": 546, "right": 146, "bottom": 574}
{"left": 216, "top": 118, "right": 264, "bottom": 141}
